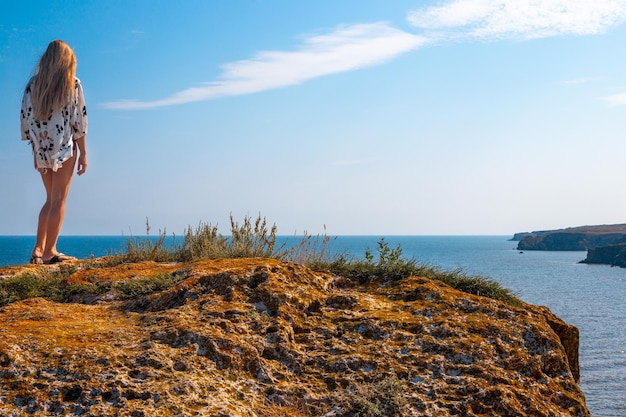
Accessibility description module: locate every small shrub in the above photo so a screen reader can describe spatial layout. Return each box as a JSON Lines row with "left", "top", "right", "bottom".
{"left": 315, "top": 238, "right": 420, "bottom": 283}
{"left": 318, "top": 240, "right": 392, "bottom": 278}
{"left": 258, "top": 404, "right": 311, "bottom": 417}
{"left": 63, "top": 281, "right": 112, "bottom": 300}
{"left": 332, "top": 375, "right": 407, "bottom": 417}
{"left": 121, "top": 218, "right": 179, "bottom": 263}
{"left": 311, "top": 238, "right": 521, "bottom": 307}
{"left": 286, "top": 226, "right": 338, "bottom": 267}
{"left": 0, "top": 272, "right": 67, "bottom": 307}
{"left": 115, "top": 273, "right": 184, "bottom": 299}
{"left": 178, "top": 221, "right": 229, "bottom": 261}
{"left": 0, "top": 274, "right": 42, "bottom": 306}
{"left": 109, "top": 214, "right": 290, "bottom": 264}
{"left": 228, "top": 214, "right": 289, "bottom": 259}
{"left": 0, "top": 268, "right": 185, "bottom": 307}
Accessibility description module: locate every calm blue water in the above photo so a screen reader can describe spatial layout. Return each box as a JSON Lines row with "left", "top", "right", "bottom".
{"left": 1, "top": 235, "right": 624, "bottom": 416}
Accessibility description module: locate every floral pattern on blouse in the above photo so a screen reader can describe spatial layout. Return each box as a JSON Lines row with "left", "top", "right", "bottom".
{"left": 20, "top": 77, "right": 88, "bottom": 172}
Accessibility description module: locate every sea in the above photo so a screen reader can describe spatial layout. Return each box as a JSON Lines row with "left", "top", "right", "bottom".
{"left": 1, "top": 235, "right": 624, "bottom": 417}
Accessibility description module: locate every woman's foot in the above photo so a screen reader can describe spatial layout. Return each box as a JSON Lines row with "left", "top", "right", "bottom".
{"left": 29, "top": 256, "right": 43, "bottom": 265}
{"left": 43, "top": 253, "right": 77, "bottom": 264}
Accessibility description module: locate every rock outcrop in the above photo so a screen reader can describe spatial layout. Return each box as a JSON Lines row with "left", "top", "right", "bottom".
{"left": 0, "top": 258, "right": 590, "bottom": 416}
{"left": 581, "top": 241, "right": 626, "bottom": 267}
{"left": 510, "top": 232, "right": 535, "bottom": 241}
{"left": 514, "top": 224, "right": 626, "bottom": 251}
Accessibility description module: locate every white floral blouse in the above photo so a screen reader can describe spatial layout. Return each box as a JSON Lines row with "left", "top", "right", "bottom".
{"left": 20, "top": 77, "right": 88, "bottom": 172}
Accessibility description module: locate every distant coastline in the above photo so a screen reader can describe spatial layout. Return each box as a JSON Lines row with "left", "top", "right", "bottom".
{"left": 512, "top": 224, "right": 626, "bottom": 267}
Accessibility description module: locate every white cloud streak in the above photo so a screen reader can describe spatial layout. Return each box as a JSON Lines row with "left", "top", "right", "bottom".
{"left": 602, "top": 92, "right": 626, "bottom": 106}
{"left": 103, "top": 3, "right": 626, "bottom": 110}
{"left": 103, "top": 23, "right": 427, "bottom": 110}
{"left": 407, "top": 0, "right": 626, "bottom": 40}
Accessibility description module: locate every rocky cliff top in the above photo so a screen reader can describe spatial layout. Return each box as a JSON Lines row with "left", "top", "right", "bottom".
{"left": 0, "top": 258, "right": 590, "bottom": 416}
{"left": 514, "top": 224, "right": 626, "bottom": 237}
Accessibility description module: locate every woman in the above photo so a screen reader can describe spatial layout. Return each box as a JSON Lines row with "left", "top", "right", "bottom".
{"left": 21, "top": 40, "right": 88, "bottom": 265}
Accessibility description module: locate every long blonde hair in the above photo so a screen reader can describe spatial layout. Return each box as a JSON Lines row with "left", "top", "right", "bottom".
{"left": 27, "top": 40, "right": 77, "bottom": 120}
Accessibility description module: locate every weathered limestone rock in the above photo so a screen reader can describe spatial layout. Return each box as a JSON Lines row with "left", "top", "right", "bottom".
{"left": 0, "top": 258, "right": 591, "bottom": 416}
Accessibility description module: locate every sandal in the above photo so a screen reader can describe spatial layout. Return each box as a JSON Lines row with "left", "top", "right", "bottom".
{"left": 30, "top": 256, "right": 43, "bottom": 265}
{"left": 44, "top": 253, "right": 77, "bottom": 264}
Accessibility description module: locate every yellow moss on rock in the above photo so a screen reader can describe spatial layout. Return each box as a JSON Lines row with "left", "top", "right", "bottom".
{"left": 0, "top": 258, "right": 590, "bottom": 416}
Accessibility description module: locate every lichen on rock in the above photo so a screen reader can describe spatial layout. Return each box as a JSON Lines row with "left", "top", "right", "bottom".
{"left": 0, "top": 258, "right": 590, "bottom": 416}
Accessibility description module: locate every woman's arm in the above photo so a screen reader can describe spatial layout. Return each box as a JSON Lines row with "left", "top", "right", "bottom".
{"left": 75, "top": 135, "right": 87, "bottom": 176}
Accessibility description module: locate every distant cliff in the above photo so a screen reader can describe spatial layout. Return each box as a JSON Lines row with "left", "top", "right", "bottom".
{"left": 514, "top": 224, "right": 626, "bottom": 251}
{"left": 510, "top": 232, "right": 536, "bottom": 241}
{"left": 0, "top": 258, "right": 590, "bottom": 416}
{"left": 582, "top": 241, "right": 626, "bottom": 267}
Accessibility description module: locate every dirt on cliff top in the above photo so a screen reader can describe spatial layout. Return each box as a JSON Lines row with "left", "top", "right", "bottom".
{"left": 0, "top": 258, "right": 590, "bottom": 416}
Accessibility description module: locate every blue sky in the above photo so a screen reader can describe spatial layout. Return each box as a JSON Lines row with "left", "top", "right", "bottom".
{"left": 2, "top": 0, "right": 626, "bottom": 235}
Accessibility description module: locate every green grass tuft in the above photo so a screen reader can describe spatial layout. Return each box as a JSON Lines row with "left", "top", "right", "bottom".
{"left": 0, "top": 270, "right": 186, "bottom": 308}
{"left": 312, "top": 238, "right": 522, "bottom": 307}
{"left": 0, "top": 271, "right": 67, "bottom": 306}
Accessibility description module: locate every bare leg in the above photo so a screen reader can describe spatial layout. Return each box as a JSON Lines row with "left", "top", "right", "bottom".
{"left": 32, "top": 177, "right": 52, "bottom": 259}
{"left": 31, "top": 154, "right": 76, "bottom": 262}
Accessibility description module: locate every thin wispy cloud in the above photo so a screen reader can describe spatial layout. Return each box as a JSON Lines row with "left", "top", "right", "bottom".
{"left": 103, "top": 23, "right": 427, "bottom": 110}
{"left": 601, "top": 92, "right": 626, "bottom": 106}
{"left": 103, "top": 2, "right": 626, "bottom": 110}
{"left": 407, "top": 0, "right": 626, "bottom": 41}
